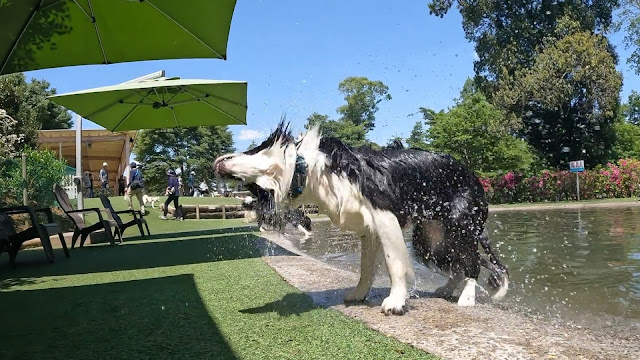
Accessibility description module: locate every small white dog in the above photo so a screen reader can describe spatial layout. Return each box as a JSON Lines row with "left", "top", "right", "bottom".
{"left": 142, "top": 194, "right": 159, "bottom": 209}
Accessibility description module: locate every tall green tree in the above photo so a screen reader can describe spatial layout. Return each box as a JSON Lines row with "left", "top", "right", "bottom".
{"left": 616, "top": 0, "right": 640, "bottom": 74}
{"left": 133, "top": 126, "right": 234, "bottom": 194}
{"left": 0, "top": 73, "right": 72, "bottom": 149}
{"left": 304, "top": 77, "right": 391, "bottom": 148}
{"left": 423, "top": 86, "right": 538, "bottom": 176}
{"left": 337, "top": 76, "right": 391, "bottom": 131}
{"left": 428, "top": 1, "right": 619, "bottom": 98}
{"left": 406, "top": 121, "right": 430, "bottom": 150}
{"left": 494, "top": 28, "right": 622, "bottom": 167}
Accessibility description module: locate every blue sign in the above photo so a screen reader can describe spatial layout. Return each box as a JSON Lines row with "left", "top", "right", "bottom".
{"left": 569, "top": 160, "right": 584, "bottom": 172}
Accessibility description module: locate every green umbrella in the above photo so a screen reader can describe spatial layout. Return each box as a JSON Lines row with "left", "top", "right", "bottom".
{"left": 0, "top": 0, "right": 237, "bottom": 75}
{"left": 49, "top": 76, "right": 247, "bottom": 131}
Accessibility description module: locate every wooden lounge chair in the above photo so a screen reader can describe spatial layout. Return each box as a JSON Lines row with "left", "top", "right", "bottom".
{"left": 99, "top": 194, "right": 150, "bottom": 242}
{"left": 54, "top": 184, "right": 115, "bottom": 248}
{"left": 0, "top": 206, "right": 70, "bottom": 267}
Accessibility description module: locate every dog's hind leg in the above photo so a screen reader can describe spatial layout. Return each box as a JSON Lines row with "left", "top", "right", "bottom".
{"left": 344, "top": 233, "right": 381, "bottom": 303}
{"left": 374, "top": 211, "right": 414, "bottom": 315}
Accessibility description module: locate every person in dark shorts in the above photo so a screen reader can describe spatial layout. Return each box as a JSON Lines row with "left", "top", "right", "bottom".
{"left": 161, "top": 169, "right": 183, "bottom": 221}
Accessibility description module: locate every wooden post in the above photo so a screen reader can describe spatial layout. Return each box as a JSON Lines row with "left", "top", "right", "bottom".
{"left": 196, "top": 204, "right": 200, "bottom": 220}
{"left": 222, "top": 205, "right": 226, "bottom": 220}
{"left": 22, "top": 153, "right": 27, "bottom": 206}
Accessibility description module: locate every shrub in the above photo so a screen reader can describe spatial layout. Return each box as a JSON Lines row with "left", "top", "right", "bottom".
{"left": 480, "top": 159, "right": 640, "bottom": 204}
{"left": 0, "top": 148, "right": 66, "bottom": 208}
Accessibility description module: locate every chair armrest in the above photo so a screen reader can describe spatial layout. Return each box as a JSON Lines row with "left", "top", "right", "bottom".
{"left": 0, "top": 206, "right": 32, "bottom": 216}
{"left": 0, "top": 206, "right": 41, "bottom": 232}
{"left": 67, "top": 208, "right": 106, "bottom": 222}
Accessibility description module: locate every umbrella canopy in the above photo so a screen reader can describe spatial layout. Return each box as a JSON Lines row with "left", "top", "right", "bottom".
{"left": 0, "top": 0, "right": 237, "bottom": 75}
{"left": 49, "top": 77, "right": 247, "bottom": 131}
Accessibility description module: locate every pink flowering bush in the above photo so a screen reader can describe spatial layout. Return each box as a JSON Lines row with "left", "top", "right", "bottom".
{"left": 480, "top": 159, "right": 640, "bottom": 204}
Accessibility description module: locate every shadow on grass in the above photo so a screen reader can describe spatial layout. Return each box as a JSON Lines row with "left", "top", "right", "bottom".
{"left": 0, "top": 274, "right": 238, "bottom": 360}
{"left": 0, "top": 231, "right": 296, "bottom": 284}
{"left": 240, "top": 288, "right": 437, "bottom": 316}
{"left": 130, "top": 225, "right": 260, "bottom": 242}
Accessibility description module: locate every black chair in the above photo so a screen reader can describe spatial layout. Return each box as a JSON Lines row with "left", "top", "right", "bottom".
{"left": 54, "top": 184, "right": 115, "bottom": 248}
{"left": 99, "top": 194, "right": 150, "bottom": 243}
{"left": 0, "top": 206, "right": 70, "bottom": 267}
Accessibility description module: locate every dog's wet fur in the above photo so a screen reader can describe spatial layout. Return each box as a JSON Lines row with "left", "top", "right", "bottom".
{"left": 242, "top": 184, "right": 312, "bottom": 234}
{"left": 215, "top": 122, "right": 508, "bottom": 315}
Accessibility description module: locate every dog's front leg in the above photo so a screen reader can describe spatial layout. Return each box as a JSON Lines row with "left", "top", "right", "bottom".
{"left": 376, "top": 212, "right": 414, "bottom": 315}
{"left": 344, "top": 233, "right": 380, "bottom": 303}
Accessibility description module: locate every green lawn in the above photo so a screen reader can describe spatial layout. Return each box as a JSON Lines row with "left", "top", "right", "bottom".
{"left": 0, "top": 202, "right": 436, "bottom": 360}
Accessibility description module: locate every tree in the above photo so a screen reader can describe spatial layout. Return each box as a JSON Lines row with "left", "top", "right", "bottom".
{"left": 424, "top": 88, "right": 538, "bottom": 176}
{"left": 612, "top": 121, "right": 640, "bottom": 159}
{"left": 304, "top": 77, "right": 391, "bottom": 148}
{"left": 0, "top": 109, "right": 23, "bottom": 158}
{"left": 494, "top": 29, "right": 622, "bottom": 168}
{"left": 612, "top": 92, "right": 640, "bottom": 159}
{"left": 133, "top": 126, "right": 234, "bottom": 194}
{"left": 406, "top": 121, "right": 430, "bottom": 150}
{"left": 246, "top": 140, "right": 258, "bottom": 151}
{"left": 616, "top": 0, "right": 640, "bottom": 74}
{"left": 622, "top": 90, "right": 640, "bottom": 125}
{"left": 337, "top": 76, "right": 391, "bottom": 132}
{"left": 428, "top": 1, "right": 618, "bottom": 98}
{"left": 0, "top": 73, "right": 71, "bottom": 149}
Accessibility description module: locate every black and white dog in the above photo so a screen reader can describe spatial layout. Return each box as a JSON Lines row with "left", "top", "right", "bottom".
{"left": 215, "top": 122, "right": 508, "bottom": 315}
{"left": 241, "top": 184, "right": 312, "bottom": 236}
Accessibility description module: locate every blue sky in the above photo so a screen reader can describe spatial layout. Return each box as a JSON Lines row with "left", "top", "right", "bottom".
{"left": 25, "top": 0, "right": 640, "bottom": 151}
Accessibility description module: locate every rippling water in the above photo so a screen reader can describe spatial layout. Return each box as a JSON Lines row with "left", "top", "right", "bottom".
{"left": 285, "top": 207, "right": 640, "bottom": 326}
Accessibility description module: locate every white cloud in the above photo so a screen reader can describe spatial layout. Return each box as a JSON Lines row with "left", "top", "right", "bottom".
{"left": 238, "top": 129, "right": 265, "bottom": 140}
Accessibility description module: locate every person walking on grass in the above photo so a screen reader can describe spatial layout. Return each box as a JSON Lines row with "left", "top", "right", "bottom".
{"left": 125, "top": 162, "right": 145, "bottom": 214}
{"left": 161, "top": 169, "right": 183, "bottom": 220}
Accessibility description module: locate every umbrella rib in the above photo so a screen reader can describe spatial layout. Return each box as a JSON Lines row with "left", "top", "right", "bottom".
{"left": 0, "top": 0, "right": 45, "bottom": 74}
{"left": 144, "top": 0, "right": 224, "bottom": 59}
{"left": 171, "top": 107, "right": 179, "bottom": 128}
{"left": 86, "top": 0, "right": 109, "bottom": 64}
{"left": 85, "top": 91, "right": 141, "bottom": 118}
{"left": 165, "top": 88, "right": 185, "bottom": 104}
{"left": 182, "top": 88, "right": 245, "bottom": 125}
{"left": 185, "top": 88, "right": 248, "bottom": 109}
{"left": 112, "top": 89, "right": 156, "bottom": 131}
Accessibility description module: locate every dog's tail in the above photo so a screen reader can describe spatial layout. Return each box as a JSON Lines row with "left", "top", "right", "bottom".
{"left": 478, "top": 232, "right": 509, "bottom": 301}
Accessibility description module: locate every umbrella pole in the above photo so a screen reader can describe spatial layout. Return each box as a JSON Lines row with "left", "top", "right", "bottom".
{"left": 75, "top": 114, "right": 84, "bottom": 210}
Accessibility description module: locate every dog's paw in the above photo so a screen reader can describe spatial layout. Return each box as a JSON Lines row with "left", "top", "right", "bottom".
{"left": 457, "top": 278, "right": 476, "bottom": 306}
{"left": 457, "top": 293, "right": 476, "bottom": 307}
{"left": 381, "top": 295, "right": 407, "bottom": 315}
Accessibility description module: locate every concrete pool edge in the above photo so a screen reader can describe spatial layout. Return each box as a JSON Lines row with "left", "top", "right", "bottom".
{"left": 260, "top": 232, "right": 640, "bottom": 360}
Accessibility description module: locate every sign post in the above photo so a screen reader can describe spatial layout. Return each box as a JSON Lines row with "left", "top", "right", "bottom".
{"left": 569, "top": 160, "right": 585, "bottom": 201}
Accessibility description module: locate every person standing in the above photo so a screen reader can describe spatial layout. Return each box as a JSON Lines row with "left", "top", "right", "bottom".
{"left": 99, "top": 162, "right": 109, "bottom": 191}
{"left": 125, "top": 162, "right": 145, "bottom": 214}
{"left": 162, "top": 169, "right": 183, "bottom": 220}
{"left": 188, "top": 171, "right": 196, "bottom": 196}
{"left": 83, "top": 171, "right": 94, "bottom": 198}
{"left": 117, "top": 175, "right": 126, "bottom": 196}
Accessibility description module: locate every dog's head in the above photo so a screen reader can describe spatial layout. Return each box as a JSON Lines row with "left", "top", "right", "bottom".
{"left": 214, "top": 122, "right": 298, "bottom": 203}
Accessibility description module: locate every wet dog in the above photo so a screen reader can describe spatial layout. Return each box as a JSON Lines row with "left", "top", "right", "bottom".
{"left": 214, "top": 122, "right": 508, "bottom": 315}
